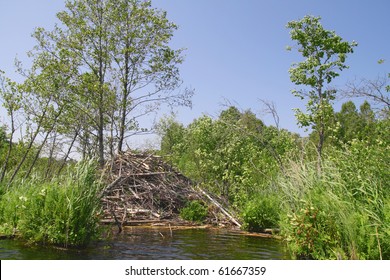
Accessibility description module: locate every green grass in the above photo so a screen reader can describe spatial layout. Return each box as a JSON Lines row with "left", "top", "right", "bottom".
{"left": 0, "top": 159, "right": 102, "bottom": 248}
{"left": 277, "top": 151, "right": 389, "bottom": 259}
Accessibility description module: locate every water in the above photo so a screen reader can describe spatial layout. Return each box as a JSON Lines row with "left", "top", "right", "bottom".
{"left": 0, "top": 227, "right": 289, "bottom": 260}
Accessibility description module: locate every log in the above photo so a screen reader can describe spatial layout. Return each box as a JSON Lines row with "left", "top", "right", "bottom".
{"left": 198, "top": 188, "right": 241, "bottom": 228}
{"left": 100, "top": 175, "right": 125, "bottom": 197}
{"left": 129, "top": 171, "right": 171, "bottom": 176}
{"left": 100, "top": 219, "right": 161, "bottom": 225}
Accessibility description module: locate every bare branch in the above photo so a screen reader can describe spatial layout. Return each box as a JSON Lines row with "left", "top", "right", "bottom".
{"left": 342, "top": 75, "right": 390, "bottom": 111}
{"left": 258, "top": 99, "right": 280, "bottom": 129}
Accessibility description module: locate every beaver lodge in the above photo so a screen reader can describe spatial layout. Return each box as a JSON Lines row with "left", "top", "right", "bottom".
{"left": 100, "top": 151, "right": 241, "bottom": 231}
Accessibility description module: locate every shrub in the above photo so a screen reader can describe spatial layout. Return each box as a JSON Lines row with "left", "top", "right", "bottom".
{"left": 241, "top": 194, "right": 280, "bottom": 232}
{"left": 180, "top": 200, "right": 208, "bottom": 222}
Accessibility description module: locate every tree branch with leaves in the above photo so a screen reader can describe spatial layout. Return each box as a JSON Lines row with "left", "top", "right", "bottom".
{"left": 286, "top": 15, "right": 357, "bottom": 168}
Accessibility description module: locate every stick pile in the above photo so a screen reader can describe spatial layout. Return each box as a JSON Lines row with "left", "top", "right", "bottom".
{"left": 101, "top": 151, "right": 204, "bottom": 225}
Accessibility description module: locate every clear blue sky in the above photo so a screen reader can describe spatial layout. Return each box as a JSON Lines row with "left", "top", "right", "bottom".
{"left": 1, "top": 0, "right": 389, "bottom": 136}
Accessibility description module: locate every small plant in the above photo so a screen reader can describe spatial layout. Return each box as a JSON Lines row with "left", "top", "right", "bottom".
{"left": 180, "top": 200, "right": 208, "bottom": 222}
{"left": 241, "top": 195, "right": 280, "bottom": 232}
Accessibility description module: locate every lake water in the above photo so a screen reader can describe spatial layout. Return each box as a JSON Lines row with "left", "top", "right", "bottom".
{"left": 0, "top": 227, "right": 289, "bottom": 260}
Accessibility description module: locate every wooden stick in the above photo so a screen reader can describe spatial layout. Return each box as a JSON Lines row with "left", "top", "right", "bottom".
{"left": 198, "top": 188, "right": 242, "bottom": 228}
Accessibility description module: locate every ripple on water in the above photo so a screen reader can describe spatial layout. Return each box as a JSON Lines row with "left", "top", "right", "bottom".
{"left": 0, "top": 228, "right": 290, "bottom": 260}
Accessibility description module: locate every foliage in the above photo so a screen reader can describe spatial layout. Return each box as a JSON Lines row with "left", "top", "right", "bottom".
{"left": 158, "top": 107, "right": 299, "bottom": 207}
{"left": 241, "top": 194, "right": 280, "bottom": 232}
{"left": 308, "top": 100, "right": 379, "bottom": 149}
{"left": 179, "top": 200, "right": 208, "bottom": 222}
{"left": 287, "top": 15, "right": 357, "bottom": 160}
{"left": 0, "top": 0, "right": 192, "bottom": 174}
{"left": 0, "top": 160, "right": 102, "bottom": 247}
{"left": 0, "top": 125, "right": 7, "bottom": 146}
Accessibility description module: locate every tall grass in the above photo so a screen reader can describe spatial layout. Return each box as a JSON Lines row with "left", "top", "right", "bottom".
{"left": 0, "top": 159, "right": 102, "bottom": 247}
{"left": 278, "top": 143, "right": 390, "bottom": 259}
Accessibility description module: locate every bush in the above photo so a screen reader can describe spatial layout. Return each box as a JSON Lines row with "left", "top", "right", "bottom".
{"left": 241, "top": 194, "right": 280, "bottom": 232}
{"left": 180, "top": 200, "right": 208, "bottom": 222}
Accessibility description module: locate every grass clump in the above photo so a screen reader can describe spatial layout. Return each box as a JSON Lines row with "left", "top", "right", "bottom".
{"left": 0, "top": 159, "right": 102, "bottom": 248}
{"left": 180, "top": 200, "right": 208, "bottom": 222}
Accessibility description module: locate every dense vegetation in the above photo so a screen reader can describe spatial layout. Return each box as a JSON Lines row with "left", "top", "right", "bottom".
{"left": 0, "top": 0, "right": 191, "bottom": 247}
{"left": 0, "top": 1, "right": 389, "bottom": 260}
{"left": 158, "top": 100, "right": 389, "bottom": 259}
{"left": 157, "top": 16, "right": 390, "bottom": 259}
{"left": 0, "top": 160, "right": 101, "bottom": 247}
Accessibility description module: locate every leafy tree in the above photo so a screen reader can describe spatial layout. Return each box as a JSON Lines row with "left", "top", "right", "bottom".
{"left": 157, "top": 115, "right": 185, "bottom": 157}
{"left": 159, "top": 106, "right": 299, "bottom": 207}
{"left": 30, "top": 0, "right": 192, "bottom": 166}
{"left": 109, "top": 0, "right": 192, "bottom": 154}
{"left": 0, "top": 73, "right": 23, "bottom": 183}
{"left": 0, "top": 125, "right": 7, "bottom": 147}
{"left": 335, "top": 101, "right": 360, "bottom": 144}
{"left": 357, "top": 101, "right": 377, "bottom": 141}
{"left": 287, "top": 15, "right": 357, "bottom": 167}
{"left": 324, "top": 100, "right": 379, "bottom": 146}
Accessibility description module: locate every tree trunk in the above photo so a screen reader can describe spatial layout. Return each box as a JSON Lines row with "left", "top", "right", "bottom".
{"left": 25, "top": 129, "right": 52, "bottom": 180}
{"left": 317, "top": 124, "right": 324, "bottom": 171}
{"left": 98, "top": 110, "right": 105, "bottom": 167}
{"left": 0, "top": 112, "right": 15, "bottom": 183}
{"left": 57, "top": 129, "right": 78, "bottom": 176}
{"left": 24, "top": 107, "right": 63, "bottom": 180}
{"left": 45, "top": 132, "right": 57, "bottom": 179}
{"left": 7, "top": 98, "right": 51, "bottom": 187}
{"left": 117, "top": 39, "right": 131, "bottom": 154}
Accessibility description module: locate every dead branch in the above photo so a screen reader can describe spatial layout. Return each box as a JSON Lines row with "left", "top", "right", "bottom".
{"left": 101, "top": 151, "right": 241, "bottom": 227}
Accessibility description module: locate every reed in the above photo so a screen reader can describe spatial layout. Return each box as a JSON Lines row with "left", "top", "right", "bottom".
{"left": 278, "top": 151, "right": 389, "bottom": 259}
{"left": 0, "top": 159, "right": 102, "bottom": 247}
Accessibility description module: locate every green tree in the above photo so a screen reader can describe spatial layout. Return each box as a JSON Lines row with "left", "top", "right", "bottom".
{"left": 358, "top": 101, "right": 376, "bottom": 141}
{"left": 335, "top": 101, "right": 360, "bottom": 144}
{"left": 159, "top": 106, "right": 299, "bottom": 207}
{"left": 30, "top": 0, "right": 192, "bottom": 166}
{"left": 287, "top": 15, "right": 357, "bottom": 167}
{"left": 0, "top": 73, "right": 23, "bottom": 183}
{"left": 0, "top": 125, "right": 6, "bottom": 147}
{"left": 110, "top": 0, "right": 192, "bottom": 154}
{"left": 157, "top": 115, "right": 185, "bottom": 157}
{"left": 327, "top": 101, "right": 378, "bottom": 146}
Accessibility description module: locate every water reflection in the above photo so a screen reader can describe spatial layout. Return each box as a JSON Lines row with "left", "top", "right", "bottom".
{"left": 0, "top": 227, "right": 289, "bottom": 260}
